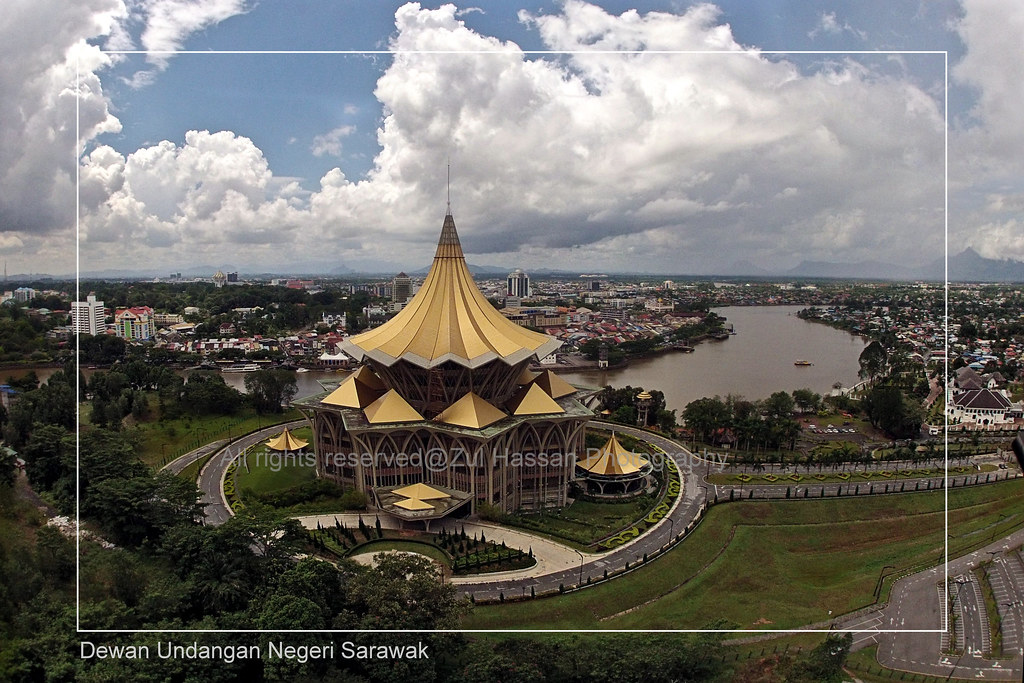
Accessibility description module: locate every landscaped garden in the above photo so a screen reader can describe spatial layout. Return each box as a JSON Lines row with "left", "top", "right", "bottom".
{"left": 307, "top": 520, "right": 536, "bottom": 576}
{"left": 500, "top": 451, "right": 679, "bottom": 550}
{"left": 709, "top": 463, "right": 999, "bottom": 486}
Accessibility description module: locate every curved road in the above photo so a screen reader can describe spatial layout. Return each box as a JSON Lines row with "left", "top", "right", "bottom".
{"left": 164, "top": 420, "right": 307, "bottom": 526}
{"left": 169, "top": 419, "right": 725, "bottom": 599}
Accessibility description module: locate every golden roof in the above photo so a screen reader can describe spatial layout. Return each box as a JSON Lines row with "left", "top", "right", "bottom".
{"left": 363, "top": 389, "right": 424, "bottom": 424}
{"left": 320, "top": 367, "right": 386, "bottom": 408}
{"left": 349, "top": 365, "right": 386, "bottom": 390}
{"left": 577, "top": 433, "right": 649, "bottom": 476}
{"left": 516, "top": 366, "right": 540, "bottom": 385}
{"left": 531, "top": 370, "right": 577, "bottom": 399}
{"left": 392, "top": 482, "right": 450, "bottom": 500}
{"left": 393, "top": 497, "right": 434, "bottom": 511}
{"left": 435, "top": 392, "right": 506, "bottom": 429}
{"left": 507, "top": 383, "right": 565, "bottom": 416}
{"left": 636, "top": 391, "right": 653, "bottom": 400}
{"left": 265, "top": 427, "right": 308, "bottom": 451}
{"left": 341, "top": 211, "right": 561, "bottom": 369}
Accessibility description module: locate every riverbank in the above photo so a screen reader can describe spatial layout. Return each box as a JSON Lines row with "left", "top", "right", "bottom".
{"left": 532, "top": 333, "right": 727, "bottom": 373}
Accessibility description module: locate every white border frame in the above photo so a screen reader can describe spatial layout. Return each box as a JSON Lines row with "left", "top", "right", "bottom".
{"left": 75, "top": 47, "right": 949, "bottom": 635}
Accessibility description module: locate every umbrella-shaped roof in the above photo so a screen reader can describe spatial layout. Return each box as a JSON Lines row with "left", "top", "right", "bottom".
{"left": 266, "top": 427, "right": 308, "bottom": 452}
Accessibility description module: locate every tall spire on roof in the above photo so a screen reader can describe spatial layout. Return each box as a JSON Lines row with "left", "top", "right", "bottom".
{"left": 340, "top": 190, "right": 562, "bottom": 369}
{"left": 446, "top": 157, "right": 451, "bottom": 216}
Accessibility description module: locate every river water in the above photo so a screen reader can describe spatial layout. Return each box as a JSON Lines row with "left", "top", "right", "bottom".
{"left": 557, "top": 305, "right": 867, "bottom": 411}
{"left": 13, "top": 306, "right": 866, "bottom": 412}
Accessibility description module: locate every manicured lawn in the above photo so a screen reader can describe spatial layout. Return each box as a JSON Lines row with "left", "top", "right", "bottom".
{"left": 235, "top": 427, "right": 316, "bottom": 495}
{"left": 462, "top": 479, "right": 1024, "bottom": 631}
{"left": 505, "top": 495, "right": 659, "bottom": 546}
{"left": 348, "top": 539, "right": 452, "bottom": 566}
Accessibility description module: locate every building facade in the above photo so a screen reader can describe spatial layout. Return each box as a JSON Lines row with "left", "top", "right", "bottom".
{"left": 392, "top": 272, "right": 412, "bottom": 304}
{"left": 71, "top": 294, "right": 105, "bottom": 335}
{"left": 296, "top": 210, "right": 591, "bottom": 522}
{"left": 114, "top": 306, "right": 154, "bottom": 340}
{"left": 507, "top": 268, "right": 530, "bottom": 298}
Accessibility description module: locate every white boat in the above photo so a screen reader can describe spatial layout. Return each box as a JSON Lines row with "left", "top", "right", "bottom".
{"left": 296, "top": 367, "right": 310, "bottom": 373}
{"left": 221, "top": 363, "right": 259, "bottom": 373}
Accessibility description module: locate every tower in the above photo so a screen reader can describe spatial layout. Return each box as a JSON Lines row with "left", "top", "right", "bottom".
{"left": 507, "top": 268, "right": 530, "bottom": 298}
{"left": 635, "top": 390, "right": 653, "bottom": 426}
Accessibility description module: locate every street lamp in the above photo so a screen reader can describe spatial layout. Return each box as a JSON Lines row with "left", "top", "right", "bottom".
{"left": 572, "top": 548, "right": 584, "bottom": 587}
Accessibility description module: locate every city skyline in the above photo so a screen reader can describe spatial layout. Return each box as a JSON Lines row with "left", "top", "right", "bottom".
{"left": 3, "top": 1, "right": 1021, "bottom": 278}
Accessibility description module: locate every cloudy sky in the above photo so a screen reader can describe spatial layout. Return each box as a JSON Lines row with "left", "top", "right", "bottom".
{"left": 3, "top": 0, "right": 1022, "bottom": 276}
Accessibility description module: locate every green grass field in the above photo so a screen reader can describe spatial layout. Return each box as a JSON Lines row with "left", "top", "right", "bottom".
{"left": 136, "top": 406, "right": 304, "bottom": 467}
{"left": 463, "top": 479, "right": 1024, "bottom": 631}
{"left": 234, "top": 426, "right": 316, "bottom": 495}
{"left": 348, "top": 539, "right": 452, "bottom": 566}
{"left": 504, "top": 495, "right": 660, "bottom": 547}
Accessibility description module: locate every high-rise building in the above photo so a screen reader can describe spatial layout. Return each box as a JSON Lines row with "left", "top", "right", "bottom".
{"left": 71, "top": 294, "right": 105, "bottom": 336}
{"left": 297, "top": 209, "right": 590, "bottom": 518}
{"left": 507, "top": 268, "right": 530, "bottom": 298}
{"left": 227, "top": 271, "right": 239, "bottom": 283}
{"left": 392, "top": 272, "right": 412, "bottom": 303}
{"left": 13, "top": 287, "right": 35, "bottom": 303}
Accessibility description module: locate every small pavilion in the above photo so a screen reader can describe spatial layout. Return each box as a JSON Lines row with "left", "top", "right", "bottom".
{"left": 575, "top": 432, "right": 653, "bottom": 497}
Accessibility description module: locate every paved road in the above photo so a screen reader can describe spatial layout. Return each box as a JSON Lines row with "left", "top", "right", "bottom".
{"left": 836, "top": 527, "right": 1024, "bottom": 680}
{"left": 165, "top": 420, "right": 306, "bottom": 525}
{"left": 189, "top": 418, "right": 725, "bottom": 599}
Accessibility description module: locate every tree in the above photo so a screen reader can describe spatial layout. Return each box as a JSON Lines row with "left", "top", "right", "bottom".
{"left": 682, "top": 397, "right": 729, "bottom": 443}
{"left": 180, "top": 371, "right": 242, "bottom": 415}
{"left": 792, "top": 388, "right": 821, "bottom": 413}
{"left": 862, "top": 383, "right": 924, "bottom": 439}
{"left": 790, "top": 633, "right": 853, "bottom": 682}
{"left": 244, "top": 369, "right": 297, "bottom": 414}
{"left": 858, "top": 340, "right": 888, "bottom": 384}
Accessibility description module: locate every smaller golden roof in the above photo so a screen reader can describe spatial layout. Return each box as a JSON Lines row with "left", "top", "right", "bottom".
{"left": 349, "top": 365, "right": 386, "bottom": 390}
{"left": 435, "top": 392, "right": 506, "bottom": 429}
{"left": 636, "top": 391, "right": 653, "bottom": 400}
{"left": 321, "top": 366, "right": 386, "bottom": 408}
{"left": 578, "top": 433, "right": 649, "bottom": 476}
{"left": 393, "top": 497, "right": 434, "bottom": 511}
{"left": 265, "top": 427, "right": 308, "bottom": 451}
{"left": 392, "top": 482, "right": 450, "bottom": 500}
{"left": 516, "top": 366, "right": 540, "bottom": 385}
{"left": 363, "top": 390, "right": 424, "bottom": 424}
{"left": 531, "top": 370, "right": 577, "bottom": 399}
{"left": 507, "top": 383, "right": 565, "bottom": 416}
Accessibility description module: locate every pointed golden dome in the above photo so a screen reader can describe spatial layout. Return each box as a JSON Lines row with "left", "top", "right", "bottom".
{"left": 435, "top": 392, "right": 507, "bottom": 429}
{"left": 341, "top": 211, "right": 561, "bottom": 369}
{"left": 507, "top": 383, "right": 565, "bottom": 416}
{"left": 530, "top": 370, "right": 577, "bottom": 399}
{"left": 363, "top": 389, "right": 424, "bottom": 424}
{"left": 320, "top": 367, "right": 386, "bottom": 408}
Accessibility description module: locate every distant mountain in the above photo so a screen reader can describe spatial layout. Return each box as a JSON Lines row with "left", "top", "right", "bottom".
{"left": 718, "top": 260, "right": 771, "bottom": 277}
{"left": 784, "top": 260, "right": 917, "bottom": 281}
{"left": 411, "top": 263, "right": 509, "bottom": 276}
{"left": 943, "top": 247, "right": 1024, "bottom": 282}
